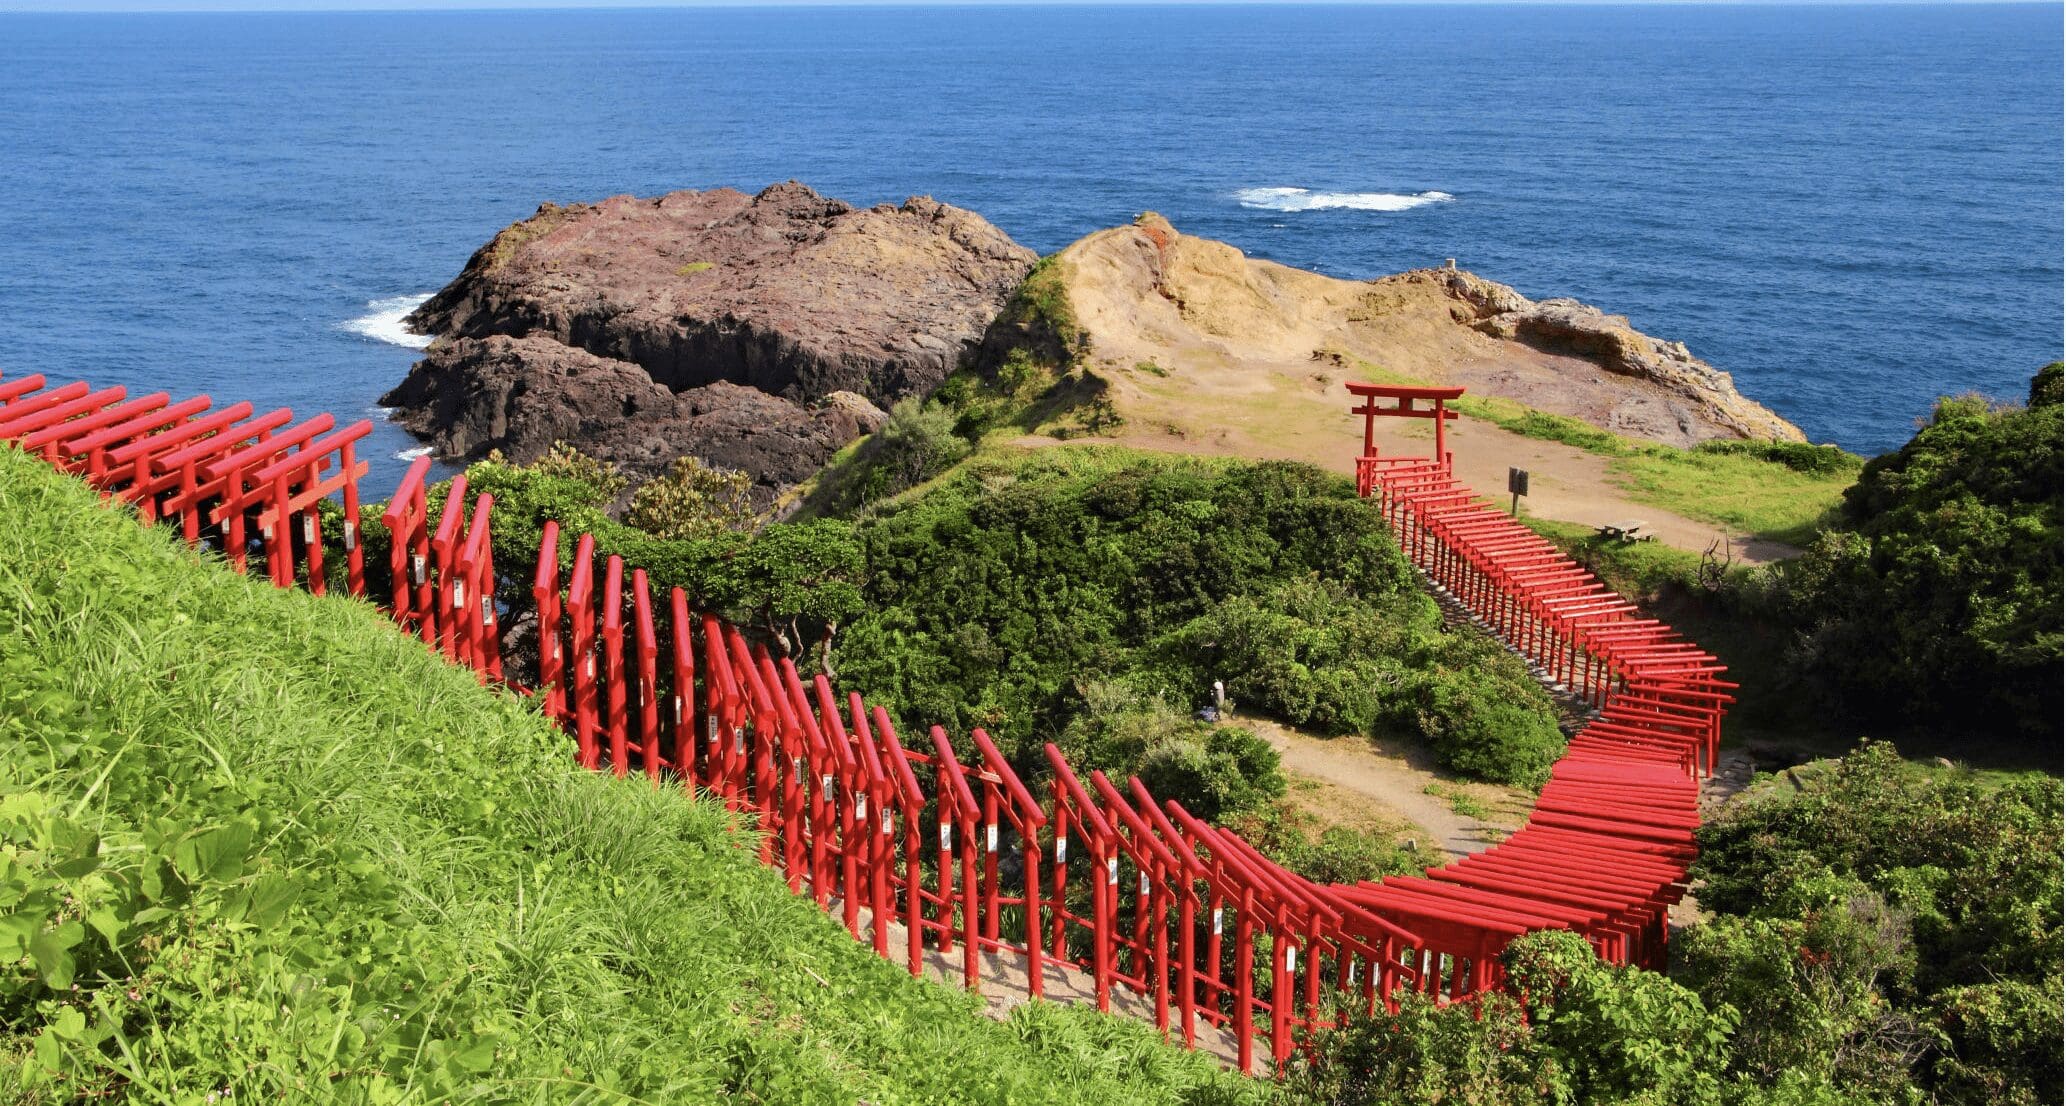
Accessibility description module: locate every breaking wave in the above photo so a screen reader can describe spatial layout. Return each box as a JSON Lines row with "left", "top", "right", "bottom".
{"left": 344, "top": 293, "right": 434, "bottom": 349}
{"left": 1235, "top": 187, "right": 1454, "bottom": 213}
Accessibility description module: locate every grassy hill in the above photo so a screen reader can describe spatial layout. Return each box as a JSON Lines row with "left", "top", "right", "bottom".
{"left": 0, "top": 447, "right": 1260, "bottom": 1105}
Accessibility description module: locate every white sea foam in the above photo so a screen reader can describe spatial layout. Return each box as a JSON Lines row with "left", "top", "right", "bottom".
{"left": 1235, "top": 187, "right": 1455, "bottom": 213}
{"left": 344, "top": 293, "right": 434, "bottom": 349}
{"left": 394, "top": 446, "right": 433, "bottom": 461}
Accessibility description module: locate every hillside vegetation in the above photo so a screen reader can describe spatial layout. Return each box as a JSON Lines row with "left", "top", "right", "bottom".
{"left": 1291, "top": 744, "right": 2062, "bottom": 1106}
{"left": 0, "top": 448, "right": 1259, "bottom": 1105}
{"left": 1518, "top": 365, "right": 2063, "bottom": 764}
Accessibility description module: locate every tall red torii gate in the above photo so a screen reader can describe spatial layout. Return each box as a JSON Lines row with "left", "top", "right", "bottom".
{"left": 1347, "top": 381, "right": 1464, "bottom": 494}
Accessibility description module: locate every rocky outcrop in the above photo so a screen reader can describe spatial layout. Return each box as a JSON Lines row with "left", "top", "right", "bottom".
{"left": 384, "top": 182, "right": 1033, "bottom": 492}
{"left": 1053, "top": 213, "right": 1805, "bottom": 448}
{"left": 384, "top": 335, "right": 886, "bottom": 496}
{"left": 1427, "top": 269, "right": 1805, "bottom": 443}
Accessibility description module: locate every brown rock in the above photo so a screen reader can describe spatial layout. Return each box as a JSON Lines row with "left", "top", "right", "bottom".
{"left": 382, "top": 335, "right": 875, "bottom": 498}
{"left": 384, "top": 181, "right": 1035, "bottom": 492}
{"left": 1436, "top": 270, "right": 1806, "bottom": 443}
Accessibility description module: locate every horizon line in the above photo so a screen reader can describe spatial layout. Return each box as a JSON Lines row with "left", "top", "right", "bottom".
{"left": 3, "top": 0, "right": 2057, "bottom": 12}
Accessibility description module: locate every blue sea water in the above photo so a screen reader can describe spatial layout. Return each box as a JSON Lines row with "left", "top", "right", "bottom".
{"left": 1, "top": 4, "right": 2059, "bottom": 491}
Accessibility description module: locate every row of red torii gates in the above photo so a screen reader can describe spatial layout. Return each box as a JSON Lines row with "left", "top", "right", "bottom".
{"left": 0, "top": 371, "right": 1727, "bottom": 1074}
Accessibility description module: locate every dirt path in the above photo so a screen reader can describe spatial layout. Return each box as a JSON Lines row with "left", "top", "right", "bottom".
{"left": 1241, "top": 718, "right": 1529, "bottom": 860}
{"left": 1039, "top": 402, "right": 1797, "bottom": 565}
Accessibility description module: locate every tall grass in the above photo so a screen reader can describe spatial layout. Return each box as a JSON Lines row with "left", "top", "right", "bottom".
{"left": 0, "top": 449, "right": 1263, "bottom": 1105}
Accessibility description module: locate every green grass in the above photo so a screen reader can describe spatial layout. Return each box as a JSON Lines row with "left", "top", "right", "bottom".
{"left": 1340, "top": 357, "right": 1861, "bottom": 544}
{"left": 674, "top": 261, "right": 714, "bottom": 276}
{"left": 1420, "top": 784, "right": 1490, "bottom": 821}
{"left": 0, "top": 449, "right": 1264, "bottom": 1105}
{"left": 1517, "top": 516, "right": 1720, "bottom": 600}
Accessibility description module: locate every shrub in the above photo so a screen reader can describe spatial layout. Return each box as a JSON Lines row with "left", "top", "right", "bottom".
{"left": 623, "top": 454, "right": 757, "bottom": 540}
{"left": 1691, "top": 437, "right": 1859, "bottom": 476}
{"left": 1683, "top": 742, "right": 2063, "bottom": 1104}
{"left": 1504, "top": 930, "right": 1737, "bottom": 1106}
{"left": 834, "top": 454, "right": 1563, "bottom": 788}
{"left": 1745, "top": 365, "right": 2063, "bottom": 740}
{"left": 857, "top": 397, "right": 971, "bottom": 502}
{"left": 1286, "top": 991, "right": 1557, "bottom": 1106}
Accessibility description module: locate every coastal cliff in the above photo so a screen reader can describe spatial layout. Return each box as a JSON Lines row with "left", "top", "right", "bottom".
{"left": 385, "top": 196, "right": 1806, "bottom": 502}
{"left": 1059, "top": 213, "right": 1804, "bottom": 446}
{"left": 383, "top": 182, "right": 1036, "bottom": 492}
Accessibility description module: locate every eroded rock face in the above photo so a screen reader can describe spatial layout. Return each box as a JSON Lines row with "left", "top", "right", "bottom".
{"left": 383, "top": 181, "right": 1033, "bottom": 492}
{"left": 384, "top": 335, "right": 887, "bottom": 496}
{"left": 1433, "top": 269, "right": 1805, "bottom": 443}
{"left": 1054, "top": 213, "right": 1805, "bottom": 448}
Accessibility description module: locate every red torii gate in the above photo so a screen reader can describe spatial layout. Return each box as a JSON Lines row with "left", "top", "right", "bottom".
{"left": 1347, "top": 381, "right": 1464, "bottom": 490}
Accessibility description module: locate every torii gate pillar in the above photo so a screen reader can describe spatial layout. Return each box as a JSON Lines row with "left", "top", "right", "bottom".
{"left": 1347, "top": 381, "right": 1466, "bottom": 495}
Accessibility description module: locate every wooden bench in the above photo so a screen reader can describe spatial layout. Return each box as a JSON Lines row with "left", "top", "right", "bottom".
{"left": 1596, "top": 520, "right": 1652, "bottom": 543}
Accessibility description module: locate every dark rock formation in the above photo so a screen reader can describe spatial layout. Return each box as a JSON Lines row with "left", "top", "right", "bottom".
{"left": 383, "top": 181, "right": 1034, "bottom": 492}
{"left": 383, "top": 335, "right": 886, "bottom": 495}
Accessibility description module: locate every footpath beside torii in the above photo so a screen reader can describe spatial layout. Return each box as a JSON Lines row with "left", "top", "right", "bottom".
{"left": 0, "top": 370, "right": 1726, "bottom": 1075}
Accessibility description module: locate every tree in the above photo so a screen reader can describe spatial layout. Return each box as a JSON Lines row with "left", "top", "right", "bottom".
{"left": 624, "top": 455, "right": 757, "bottom": 540}
{"left": 1754, "top": 365, "right": 2063, "bottom": 740}
{"left": 719, "top": 519, "right": 864, "bottom": 673}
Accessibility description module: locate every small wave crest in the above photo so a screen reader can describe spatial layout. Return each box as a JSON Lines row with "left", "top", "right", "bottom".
{"left": 393, "top": 446, "right": 433, "bottom": 461}
{"left": 345, "top": 293, "right": 434, "bottom": 349}
{"left": 1235, "top": 187, "right": 1454, "bottom": 213}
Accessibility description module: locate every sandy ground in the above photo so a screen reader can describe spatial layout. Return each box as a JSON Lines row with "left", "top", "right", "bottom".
{"left": 1242, "top": 717, "right": 1529, "bottom": 861}
{"left": 1062, "top": 371, "right": 1800, "bottom": 565}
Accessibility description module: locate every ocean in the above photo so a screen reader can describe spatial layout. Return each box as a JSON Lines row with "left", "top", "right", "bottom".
{"left": 1, "top": 3, "right": 2058, "bottom": 491}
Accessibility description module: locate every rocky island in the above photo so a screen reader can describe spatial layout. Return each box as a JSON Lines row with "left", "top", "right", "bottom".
{"left": 383, "top": 181, "right": 1036, "bottom": 494}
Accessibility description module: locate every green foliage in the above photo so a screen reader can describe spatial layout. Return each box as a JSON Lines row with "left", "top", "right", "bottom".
{"left": 623, "top": 454, "right": 757, "bottom": 540}
{"left": 431, "top": 450, "right": 869, "bottom": 666}
{"left": 1929, "top": 977, "right": 2065, "bottom": 1106}
{"left": 0, "top": 447, "right": 1263, "bottom": 1105}
{"left": 1287, "top": 991, "right": 1558, "bottom": 1106}
{"left": 1291, "top": 932, "right": 1737, "bottom": 1106}
{"left": 1683, "top": 742, "right": 2063, "bottom": 1104}
{"left": 1674, "top": 886, "right": 1926, "bottom": 1097}
{"left": 832, "top": 452, "right": 1561, "bottom": 788}
{"left": 1407, "top": 632, "right": 1566, "bottom": 788}
{"left": 1689, "top": 438, "right": 1859, "bottom": 477}
{"left": 527, "top": 439, "right": 631, "bottom": 501}
{"left": 1746, "top": 366, "right": 2063, "bottom": 737}
{"left": 1053, "top": 683, "right": 1286, "bottom": 821}
{"left": 1505, "top": 931, "right": 1737, "bottom": 1105}
{"left": 1220, "top": 804, "right": 1418, "bottom": 885}
{"left": 858, "top": 396, "right": 974, "bottom": 503}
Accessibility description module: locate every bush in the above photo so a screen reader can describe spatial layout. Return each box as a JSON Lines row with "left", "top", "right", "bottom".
{"left": 1221, "top": 804, "right": 1417, "bottom": 885}
{"left": 1691, "top": 438, "right": 1858, "bottom": 476}
{"left": 855, "top": 397, "right": 971, "bottom": 503}
{"left": 1745, "top": 365, "right": 2063, "bottom": 740}
{"left": 1287, "top": 991, "right": 1556, "bottom": 1106}
{"left": 833, "top": 454, "right": 1563, "bottom": 787}
{"left": 1406, "top": 633, "right": 1565, "bottom": 788}
{"left": 1930, "top": 977, "right": 2066, "bottom": 1106}
{"left": 1291, "top": 931, "right": 1738, "bottom": 1106}
{"left": 623, "top": 454, "right": 757, "bottom": 540}
{"left": 1682, "top": 742, "right": 2063, "bottom": 1105}
{"left": 1052, "top": 682, "right": 1286, "bottom": 821}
